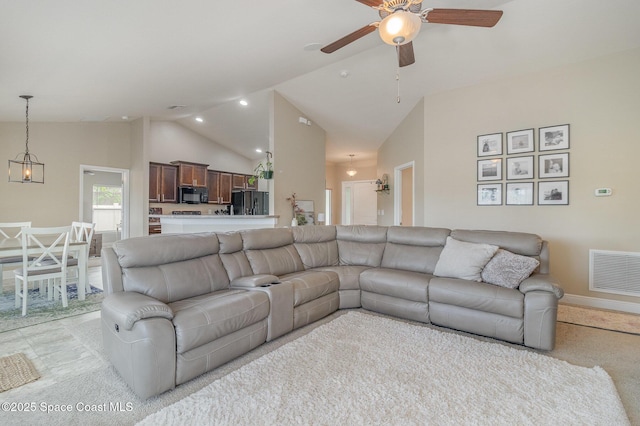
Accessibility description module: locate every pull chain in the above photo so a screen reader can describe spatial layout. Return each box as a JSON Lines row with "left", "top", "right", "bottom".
{"left": 395, "top": 45, "right": 401, "bottom": 103}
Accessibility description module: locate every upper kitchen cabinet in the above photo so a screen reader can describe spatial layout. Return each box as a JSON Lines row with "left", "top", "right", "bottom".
{"left": 232, "top": 173, "right": 258, "bottom": 190}
{"left": 208, "top": 170, "right": 233, "bottom": 204}
{"left": 171, "top": 161, "right": 208, "bottom": 187}
{"left": 149, "top": 162, "right": 178, "bottom": 203}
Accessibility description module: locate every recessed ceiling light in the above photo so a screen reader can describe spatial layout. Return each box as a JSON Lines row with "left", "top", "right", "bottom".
{"left": 195, "top": 117, "right": 204, "bottom": 123}
{"left": 121, "top": 115, "right": 129, "bottom": 120}
{"left": 239, "top": 99, "right": 248, "bottom": 106}
{"left": 255, "top": 148, "right": 263, "bottom": 153}
{"left": 340, "top": 70, "right": 350, "bottom": 78}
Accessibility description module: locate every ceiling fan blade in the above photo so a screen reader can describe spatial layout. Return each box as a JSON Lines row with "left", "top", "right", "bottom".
{"left": 425, "top": 9, "right": 503, "bottom": 28}
{"left": 398, "top": 42, "right": 415, "bottom": 67}
{"left": 355, "top": 0, "right": 383, "bottom": 7}
{"left": 321, "top": 24, "right": 377, "bottom": 54}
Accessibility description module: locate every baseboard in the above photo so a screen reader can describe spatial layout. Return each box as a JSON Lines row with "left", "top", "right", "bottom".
{"left": 561, "top": 293, "right": 640, "bottom": 315}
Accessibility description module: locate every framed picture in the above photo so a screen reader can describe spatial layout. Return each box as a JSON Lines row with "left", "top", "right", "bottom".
{"left": 538, "top": 181, "right": 569, "bottom": 205}
{"left": 295, "top": 200, "right": 315, "bottom": 226}
{"left": 506, "top": 129, "right": 534, "bottom": 154}
{"left": 539, "top": 124, "right": 570, "bottom": 151}
{"left": 506, "top": 182, "right": 534, "bottom": 205}
{"left": 506, "top": 156, "right": 534, "bottom": 180}
{"left": 477, "top": 158, "right": 502, "bottom": 181}
{"left": 478, "top": 184, "right": 502, "bottom": 206}
{"left": 539, "top": 152, "right": 569, "bottom": 178}
{"left": 477, "top": 133, "right": 503, "bottom": 157}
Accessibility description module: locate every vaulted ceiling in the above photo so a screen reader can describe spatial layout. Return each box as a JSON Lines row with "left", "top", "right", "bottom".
{"left": 1, "top": 0, "right": 639, "bottom": 164}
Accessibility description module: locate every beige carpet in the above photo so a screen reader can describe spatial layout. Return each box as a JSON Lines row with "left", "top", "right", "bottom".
{"left": 0, "top": 353, "right": 40, "bottom": 392}
{"left": 138, "top": 312, "right": 629, "bottom": 425}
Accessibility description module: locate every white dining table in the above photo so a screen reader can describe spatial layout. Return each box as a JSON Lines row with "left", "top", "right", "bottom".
{"left": 0, "top": 238, "right": 89, "bottom": 301}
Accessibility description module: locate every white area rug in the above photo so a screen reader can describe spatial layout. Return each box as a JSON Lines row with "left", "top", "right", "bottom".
{"left": 138, "top": 312, "right": 629, "bottom": 425}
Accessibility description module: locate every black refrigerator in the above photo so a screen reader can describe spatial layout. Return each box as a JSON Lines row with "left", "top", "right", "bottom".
{"left": 232, "top": 191, "right": 269, "bottom": 215}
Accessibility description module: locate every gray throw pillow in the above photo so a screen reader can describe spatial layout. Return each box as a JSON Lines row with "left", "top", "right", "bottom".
{"left": 433, "top": 237, "right": 499, "bottom": 282}
{"left": 481, "top": 249, "right": 540, "bottom": 288}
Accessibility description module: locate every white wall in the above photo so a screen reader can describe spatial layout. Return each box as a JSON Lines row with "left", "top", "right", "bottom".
{"left": 149, "top": 121, "right": 253, "bottom": 174}
{"left": 0, "top": 122, "right": 131, "bottom": 227}
{"left": 377, "top": 98, "right": 425, "bottom": 227}
{"left": 422, "top": 47, "right": 640, "bottom": 304}
{"left": 273, "top": 92, "right": 326, "bottom": 226}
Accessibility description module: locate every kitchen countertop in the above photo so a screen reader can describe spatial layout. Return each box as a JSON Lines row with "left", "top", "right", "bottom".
{"left": 150, "top": 215, "right": 279, "bottom": 219}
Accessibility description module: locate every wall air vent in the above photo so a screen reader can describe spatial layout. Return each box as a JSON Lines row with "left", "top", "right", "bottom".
{"left": 589, "top": 250, "right": 640, "bottom": 297}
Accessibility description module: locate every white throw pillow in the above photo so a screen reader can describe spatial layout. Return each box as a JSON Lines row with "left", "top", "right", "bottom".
{"left": 433, "top": 237, "right": 499, "bottom": 282}
{"left": 481, "top": 249, "right": 540, "bottom": 289}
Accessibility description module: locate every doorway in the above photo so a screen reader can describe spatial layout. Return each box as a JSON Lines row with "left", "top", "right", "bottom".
{"left": 394, "top": 161, "right": 414, "bottom": 226}
{"left": 342, "top": 180, "right": 377, "bottom": 225}
{"left": 79, "top": 165, "right": 129, "bottom": 249}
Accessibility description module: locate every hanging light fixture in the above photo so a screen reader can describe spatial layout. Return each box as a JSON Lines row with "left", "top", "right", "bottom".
{"left": 346, "top": 154, "right": 358, "bottom": 177}
{"left": 9, "top": 95, "right": 44, "bottom": 183}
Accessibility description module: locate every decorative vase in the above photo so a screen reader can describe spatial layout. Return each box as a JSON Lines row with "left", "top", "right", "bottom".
{"left": 291, "top": 217, "right": 298, "bottom": 227}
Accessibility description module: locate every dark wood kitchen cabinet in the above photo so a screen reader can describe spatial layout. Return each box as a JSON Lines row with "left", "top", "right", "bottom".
{"left": 207, "top": 170, "right": 232, "bottom": 204}
{"left": 171, "top": 161, "right": 208, "bottom": 188}
{"left": 149, "top": 162, "right": 177, "bottom": 203}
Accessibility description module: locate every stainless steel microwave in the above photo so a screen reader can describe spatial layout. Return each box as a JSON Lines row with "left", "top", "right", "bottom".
{"left": 179, "top": 187, "right": 208, "bottom": 204}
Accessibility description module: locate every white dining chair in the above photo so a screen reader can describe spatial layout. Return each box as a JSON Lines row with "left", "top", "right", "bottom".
{"left": 68, "top": 221, "right": 95, "bottom": 294}
{"left": 0, "top": 221, "right": 32, "bottom": 295}
{"left": 14, "top": 226, "right": 71, "bottom": 316}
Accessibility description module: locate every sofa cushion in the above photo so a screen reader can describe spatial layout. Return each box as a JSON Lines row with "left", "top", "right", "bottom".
{"left": 115, "top": 233, "right": 220, "bottom": 268}
{"left": 429, "top": 277, "right": 524, "bottom": 318}
{"left": 336, "top": 225, "right": 387, "bottom": 267}
{"left": 293, "top": 225, "right": 339, "bottom": 269}
{"left": 122, "top": 254, "right": 230, "bottom": 303}
{"left": 381, "top": 226, "right": 450, "bottom": 274}
{"left": 279, "top": 270, "right": 340, "bottom": 307}
{"left": 481, "top": 249, "right": 540, "bottom": 289}
{"left": 451, "top": 229, "right": 542, "bottom": 257}
{"left": 360, "top": 268, "right": 430, "bottom": 303}
{"left": 313, "top": 265, "right": 371, "bottom": 291}
{"left": 169, "top": 289, "right": 269, "bottom": 354}
{"left": 433, "top": 237, "right": 498, "bottom": 282}
{"left": 245, "top": 245, "right": 304, "bottom": 276}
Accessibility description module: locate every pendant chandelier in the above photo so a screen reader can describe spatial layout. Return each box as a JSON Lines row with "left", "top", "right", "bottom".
{"left": 9, "top": 95, "right": 44, "bottom": 184}
{"left": 346, "top": 154, "right": 357, "bottom": 177}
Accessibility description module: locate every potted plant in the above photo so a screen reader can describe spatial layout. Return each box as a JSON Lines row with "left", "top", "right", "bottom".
{"left": 248, "top": 151, "right": 273, "bottom": 185}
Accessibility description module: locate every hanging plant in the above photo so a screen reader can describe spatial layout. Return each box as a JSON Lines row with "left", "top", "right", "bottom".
{"left": 248, "top": 151, "right": 273, "bottom": 185}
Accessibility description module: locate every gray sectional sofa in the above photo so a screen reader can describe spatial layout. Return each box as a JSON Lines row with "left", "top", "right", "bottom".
{"left": 101, "top": 225, "right": 563, "bottom": 399}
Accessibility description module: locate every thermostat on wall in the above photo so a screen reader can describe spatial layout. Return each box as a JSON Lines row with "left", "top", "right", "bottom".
{"left": 594, "top": 188, "right": 612, "bottom": 197}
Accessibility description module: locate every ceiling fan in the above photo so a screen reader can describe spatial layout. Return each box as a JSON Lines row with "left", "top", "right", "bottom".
{"left": 321, "top": 0, "right": 503, "bottom": 67}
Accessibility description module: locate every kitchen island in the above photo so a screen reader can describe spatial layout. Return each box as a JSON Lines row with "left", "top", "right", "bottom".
{"left": 152, "top": 215, "right": 279, "bottom": 234}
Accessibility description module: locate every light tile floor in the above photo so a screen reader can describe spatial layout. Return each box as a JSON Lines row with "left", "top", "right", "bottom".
{"left": 1, "top": 258, "right": 106, "bottom": 397}
{"left": 0, "top": 310, "right": 106, "bottom": 397}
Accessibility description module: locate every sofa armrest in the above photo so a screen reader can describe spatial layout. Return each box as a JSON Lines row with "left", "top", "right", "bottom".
{"left": 519, "top": 274, "right": 564, "bottom": 299}
{"left": 231, "top": 274, "right": 280, "bottom": 288}
{"left": 102, "top": 291, "right": 174, "bottom": 331}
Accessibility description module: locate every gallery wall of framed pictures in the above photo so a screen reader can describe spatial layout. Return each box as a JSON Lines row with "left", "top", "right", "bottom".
{"left": 477, "top": 124, "right": 570, "bottom": 206}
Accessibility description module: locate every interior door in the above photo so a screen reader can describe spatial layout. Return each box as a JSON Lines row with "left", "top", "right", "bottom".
{"left": 342, "top": 180, "right": 377, "bottom": 225}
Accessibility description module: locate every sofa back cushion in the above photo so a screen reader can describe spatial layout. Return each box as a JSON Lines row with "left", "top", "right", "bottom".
{"left": 292, "top": 225, "right": 339, "bottom": 269}
{"left": 336, "top": 225, "right": 387, "bottom": 267}
{"left": 114, "top": 233, "right": 230, "bottom": 303}
{"left": 218, "top": 232, "right": 254, "bottom": 281}
{"left": 451, "top": 229, "right": 545, "bottom": 272}
{"left": 381, "top": 227, "right": 451, "bottom": 274}
{"left": 242, "top": 228, "right": 304, "bottom": 276}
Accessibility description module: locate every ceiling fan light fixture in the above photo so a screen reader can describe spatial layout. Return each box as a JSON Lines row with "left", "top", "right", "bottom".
{"left": 378, "top": 10, "right": 421, "bottom": 46}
